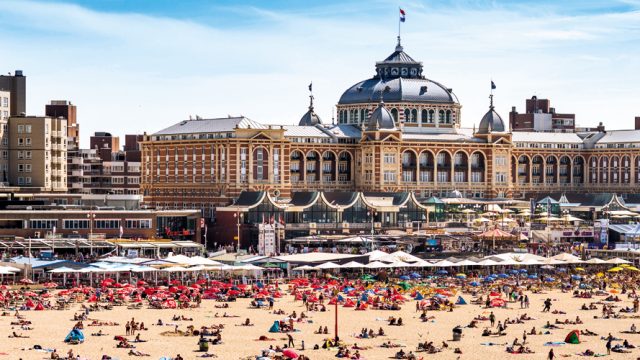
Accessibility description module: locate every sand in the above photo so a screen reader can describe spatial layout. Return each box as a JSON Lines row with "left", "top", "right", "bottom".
{"left": 2, "top": 289, "right": 640, "bottom": 359}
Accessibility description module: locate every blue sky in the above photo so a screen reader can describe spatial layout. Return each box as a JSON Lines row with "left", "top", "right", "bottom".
{"left": 1, "top": 0, "right": 639, "bottom": 146}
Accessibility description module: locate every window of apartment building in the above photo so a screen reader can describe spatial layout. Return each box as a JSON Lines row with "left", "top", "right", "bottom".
{"left": 495, "top": 156, "right": 506, "bottom": 166}
{"left": 25, "top": 177, "right": 32, "bottom": 185}
{"left": 273, "top": 148, "right": 280, "bottom": 182}
{"left": 383, "top": 170, "right": 396, "bottom": 182}
{"left": 220, "top": 148, "right": 226, "bottom": 180}
{"left": 420, "top": 171, "right": 432, "bottom": 182}
{"left": 1, "top": 137, "right": 6, "bottom": 146}
{"left": 402, "top": 170, "right": 414, "bottom": 182}
{"left": 112, "top": 177, "right": 124, "bottom": 184}
{"left": 25, "top": 151, "right": 32, "bottom": 159}
{"left": 17, "top": 125, "right": 24, "bottom": 133}
{"left": 18, "top": 138, "right": 23, "bottom": 146}
{"left": 125, "top": 219, "right": 151, "bottom": 228}
{"left": 437, "top": 171, "right": 448, "bottom": 182}
{"left": 306, "top": 161, "right": 316, "bottom": 172}
{"left": 63, "top": 219, "right": 89, "bottom": 229}
{"left": 29, "top": 220, "right": 57, "bottom": 229}
{"left": 25, "top": 164, "right": 31, "bottom": 173}
{"left": 365, "top": 153, "right": 373, "bottom": 164}
{"left": 18, "top": 164, "right": 24, "bottom": 172}
{"left": 384, "top": 153, "right": 396, "bottom": 164}
{"left": 240, "top": 147, "right": 247, "bottom": 182}
{"left": 25, "top": 138, "right": 31, "bottom": 146}
{"left": 495, "top": 172, "right": 507, "bottom": 183}
{"left": 17, "top": 151, "right": 23, "bottom": 159}
{"left": 470, "top": 172, "right": 481, "bottom": 183}
{"left": 17, "top": 177, "right": 24, "bottom": 185}
{"left": 437, "top": 152, "right": 447, "bottom": 166}
{"left": 128, "top": 177, "right": 140, "bottom": 184}
{"left": 290, "top": 174, "right": 299, "bottom": 183}
{"left": 256, "top": 148, "right": 264, "bottom": 180}
{"left": 94, "top": 219, "right": 120, "bottom": 229}
{"left": 322, "top": 162, "right": 331, "bottom": 173}
{"left": 25, "top": 125, "right": 32, "bottom": 134}
{"left": 1, "top": 151, "right": 6, "bottom": 160}
{"left": 454, "top": 171, "right": 465, "bottom": 182}
{"left": 2, "top": 97, "right": 7, "bottom": 107}
{"left": 323, "top": 174, "right": 332, "bottom": 182}
{"left": 210, "top": 147, "right": 215, "bottom": 177}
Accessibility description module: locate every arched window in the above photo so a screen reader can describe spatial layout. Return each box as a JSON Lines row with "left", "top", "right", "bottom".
{"left": 404, "top": 108, "right": 411, "bottom": 122}
{"left": 391, "top": 108, "right": 399, "bottom": 122}
{"left": 411, "top": 109, "right": 418, "bottom": 123}
{"left": 428, "top": 109, "right": 435, "bottom": 123}
{"left": 445, "top": 110, "right": 452, "bottom": 124}
{"left": 421, "top": 109, "right": 428, "bottom": 124}
{"left": 438, "top": 110, "right": 445, "bottom": 123}
{"left": 360, "top": 109, "right": 366, "bottom": 123}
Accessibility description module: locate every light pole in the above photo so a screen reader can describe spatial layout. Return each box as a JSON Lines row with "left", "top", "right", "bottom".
{"left": 87, "top": 211, "right": 96, "bottom": 256}
{"left": 233, "top": 211, "right": 243, "bottom": 253}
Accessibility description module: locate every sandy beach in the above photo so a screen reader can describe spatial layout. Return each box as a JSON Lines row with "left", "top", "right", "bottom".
{"left": 2, "top": 284, "right": 640, "bottom": 360}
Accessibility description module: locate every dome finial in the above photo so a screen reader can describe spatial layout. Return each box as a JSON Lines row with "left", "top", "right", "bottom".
{"left": 396, "top": 35, "right": 403, "bottom": 52}
{"left": 489, "top": 93, "right": 494, "bottom": 109}
{"left": 308, "top": 82, "right": 314, "bottom": 110}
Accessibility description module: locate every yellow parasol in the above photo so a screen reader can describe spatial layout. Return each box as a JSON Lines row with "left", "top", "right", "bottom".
{"left": 596, "top": 272, "right": 604, "bottom": 278}
{"left": 608, "top": 267, "right": 623, "bottom": 272}
{"left": 574, "top": 267, "right": 585, "bottom": 271}
{"left": 620, "top": 264, "right": 631, "bottom": 268}
{"left": 625, "top": 266, "right": 640, "bottom": 271}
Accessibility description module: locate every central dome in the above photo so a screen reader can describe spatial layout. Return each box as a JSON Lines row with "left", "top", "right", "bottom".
{"left": 338, "top": 39, "right": 459, "bottom": 105}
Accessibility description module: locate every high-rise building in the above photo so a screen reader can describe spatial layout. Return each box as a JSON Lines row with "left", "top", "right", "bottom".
{"left": 69, "top": 132, "right": 142, "bottom": 195}
{"left": 0, "top": 70, "right": 26, "bottom": 117}
{"left": 45, "top": 100, "right": 81, "bottom": 193}
{"left": 0, "top": 91, "right": 9, "bottom": 183}
{"left": 7, "top": 115, "right": 67, "bottom": 191}
{"left": 509, "top": 96, "right": 575, "bottom": 132}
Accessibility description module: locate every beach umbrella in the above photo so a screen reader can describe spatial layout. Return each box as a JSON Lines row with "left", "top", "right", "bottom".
{"left": 620, "top": 264, "right": 631, "bottom": 268}
{"left": 435, "top": 269, "right": 448, "bottom": 275}
{"left": 399, "top": 275, "right": 411, "bottom": 280}
{"left": 571, "top": 275, "right": 582, "bottom": 280}
{"left": 543, "top": 277, "right": 555, "bottom": 282}
{"left": 608, "top": 267, "right": 623, "bottom": 272}
{"left": 456, "top": 273, "right": 467, "bottom": 279}
{"left": 625, "top": 266, "right": 640, "bottom": 272}
{"left": 497, "top": 273, "right": 509, "bottom": 279}
{"left": 528, "top": 274, "right": 538, "bottom": 279}
{"left": 282, "top": 349, "right": 298, "bottom": 359}
{"left": 470, "top": 281, "right": 480, "bottom": 286}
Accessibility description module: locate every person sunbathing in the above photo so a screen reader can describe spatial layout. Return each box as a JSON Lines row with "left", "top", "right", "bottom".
{"left": 623, "top": 339, "right": 636, "bottom": 349}
{"left": 582, "top": 329, "right": 598, "bottom": 336}
{"left": 134, "top": 334, "right": 146, "bottom": 342}
{"left": 91, "top": 330, "right": 106, "bottom": 336}
{"left": 240, "top": 318, "right": 253, "bottom": 326}
{"left": 9, "top": 331, "right": 28, "bottom": 338}
{"left": 378, "top": 327, "right": 385, "bottom": 336}
{"left": 128, "top": 349, "right": 150, "bottom": 356}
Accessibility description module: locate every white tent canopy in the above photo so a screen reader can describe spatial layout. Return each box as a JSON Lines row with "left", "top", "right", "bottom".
{"left": 314, "top": 262, "right": 341, "bottom": 270}
{"left": 365, "top": 261, "right": 392, "bottom": 269}
{"left": 292, "top": 265, "right": 316, "bottom": 271}
{"left": 606, "top": 257, "right": 632, "bottom": 264}
{"left": 48, "top": 267, "right": 77, "bottom": 273}
{"left": 584, "top": 258, "right": 607, "bottom": 264}
{"left": 340, "top": 261, "right": 365, "bottom": 269}
{"left": 552, "top": 253, "right": 583, "bottom": 263}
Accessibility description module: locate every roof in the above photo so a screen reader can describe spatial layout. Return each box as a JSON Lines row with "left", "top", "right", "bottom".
{"left": 512, "top": 132, "right": 584, "bottom": 144}
{"left": 595, "top": 130, "right": 640, "bottom": 144}
{"left": 402, "top": 129, "right": 482, "bottom": 143}
{"left": 283, "top": 125, "right": 330, "bottom": 138}
{"left": 477, "top": 107, "right": 506, "bottom": 134}
{"left": 298, "top": 103, "right": 322, "bottom": 126}
{"left": 321, "top": 124, "right": 361, "bottom": 138}
{"left": 153, "top": 116, "right": 266, "bottom": 135}
{"left": 275, "top": 252, "right": 361, "bottom": 264}
{"left": 366, "top": 102, "right": 396, "bottom": 131}
{"left": 339, "top": 77, "right": 458, "bottom": 105}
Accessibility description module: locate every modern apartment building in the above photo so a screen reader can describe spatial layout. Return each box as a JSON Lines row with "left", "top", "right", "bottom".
{"left": 0, "top": 70, "right": 26, "bottom": 117}
{"left": 7, "top": 115, "right": 67, "bottom": 191}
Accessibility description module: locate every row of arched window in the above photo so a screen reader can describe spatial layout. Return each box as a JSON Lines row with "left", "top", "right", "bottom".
{"left": 337, "top": 107, "right": 454, "bottom": 125}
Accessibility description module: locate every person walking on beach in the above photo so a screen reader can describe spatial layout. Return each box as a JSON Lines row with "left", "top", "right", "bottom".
{"left": 547, "top": 349, "right": 554, "bottom": 360}
{"left": 125, "top": 321, "right": 130, "bottom": 336}
{"left": 287, "top": 333, "right": 295, "bottom": 348}
{"left": 489, "top": 312, "right": 495, "bottom": 327}
{"left": 524, "top": 295, "right": 529, "bottom": 308}
{"left": 606, "top": 338, "right": 612, "bottom": 355}
{"left": 543, "top": 298, "right": 552, "bottom": 312}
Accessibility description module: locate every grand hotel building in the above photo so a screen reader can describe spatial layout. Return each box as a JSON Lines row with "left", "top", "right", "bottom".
{"left": 140, "top": 39, "right": 640, "bottom": 225}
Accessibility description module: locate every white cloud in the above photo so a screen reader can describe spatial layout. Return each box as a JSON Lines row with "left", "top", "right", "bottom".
{"left": 0, "top": 0, "right": 639, "bottom": 147}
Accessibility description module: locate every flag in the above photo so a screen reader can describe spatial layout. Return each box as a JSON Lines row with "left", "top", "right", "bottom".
{"left": 399, "top": 8, "right": 406, "bottom": 22}
{"left": 491, "top": 81, "right": 496, "bottom": 90}
{"left": 308, "top": 82, "right": 312, "bottom": 92}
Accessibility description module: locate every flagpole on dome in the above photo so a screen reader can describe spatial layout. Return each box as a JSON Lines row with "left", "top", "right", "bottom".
{"left": 398, "top": 8, "right": 406, "bottom": 49}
